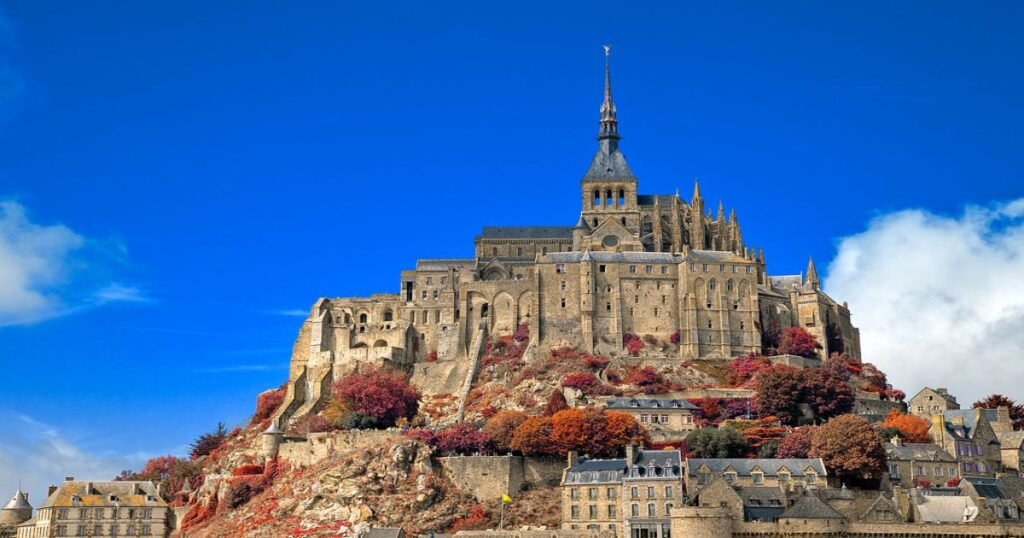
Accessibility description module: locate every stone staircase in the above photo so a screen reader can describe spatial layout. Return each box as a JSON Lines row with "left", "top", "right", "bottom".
{"left": 456, "top": 322, "right": 488, "bottom": 421}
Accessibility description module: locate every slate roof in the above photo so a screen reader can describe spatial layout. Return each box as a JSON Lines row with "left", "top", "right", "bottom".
{"left": 741, "top": 486, "right": 787, "bottom": 521}
{"left": 546, "top": 251, "right": 681, "bottom": 263}
{"left": 942, "top": 409, "right": 993, "bottom": 440}
{"left": 769, "top": 275, "right": 804, "bottom": 291}
{"left": 686, "top": 458, "right": 826, "bottom": 477}
{"left": 477, "top": 227, "right": 575, "bottom": 240}
{"left": 633, "top": 449, "right": 682, "bottom": 468}
{"left": 911, "top": 387, "right": 958, "bottom": 405}
{"left": 780, "top": 493, "right": 845, "bottom": 519}
{"left": 564, "top": 457, "right": 626, "bottom": 484}
{"left": 915, "top": 495, "right": 978, "bottom": 523}
{"left": 3, "top": 489, "right": 30, "bottom": 510}
{"left": 637, "top": 194, "right": 680, "bottom": 206}
{"left": 685, "top": 250, "right": 748, "bottom": 263}
{"left": 415, "top": 259, "right": 475, "bottom": 271}
{"left": 606, "top": 397, "right": 699, "bottom": 411}
{"left": 584, "top": 140, "right": 635, "bottom": 180}
{"left": 39, "top": 481, "right": 166, "bottom": 509}
{"left": 964, "top": 476, "right": 1010, "bottom": 499}
{"left": 885, "top": 442, "right": 956, "bottom": 462}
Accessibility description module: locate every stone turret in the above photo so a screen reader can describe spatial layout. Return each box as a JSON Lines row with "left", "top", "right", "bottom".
{"left": 0, "top": 488, "right": 32, "bottom": 527}
{"left": 261, "top": 420, "right": 284, "bottom": 462}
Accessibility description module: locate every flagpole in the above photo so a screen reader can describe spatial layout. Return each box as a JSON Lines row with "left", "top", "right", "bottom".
{"left": 499, "top": 498, "right": 505, "bottom": 530}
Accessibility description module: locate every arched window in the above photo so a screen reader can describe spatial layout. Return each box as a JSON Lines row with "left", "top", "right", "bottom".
{"left": 606, "top": 189, "right": 613, "bottom": 206}
{"left": 709, "top": 279, "right": 716, "bottom": 291}
{"left": 618, "top": 189, "right": 625, "bottom": 206}
{"left": 359, "top": 313, "right": 368, "bottom": 323}
{"left": 383, "top": 310, "right": 393, "bottom": 322}
{"left": 593, "top": 189, "right": 600, "bottom": 207}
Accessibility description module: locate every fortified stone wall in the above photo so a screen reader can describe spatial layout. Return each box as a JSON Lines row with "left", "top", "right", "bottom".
{"left": 276, "top": 430, "right": 403, "bottom": 468}
{"left": 438, "top": 455, "right": 565, "bottom": 502}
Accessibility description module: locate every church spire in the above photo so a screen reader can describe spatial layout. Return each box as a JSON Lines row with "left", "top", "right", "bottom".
{"left": 806, "top": 257, "right": 820, "bottom": 289}
{"left": 692, "top": 178, "right": 703, "bottom": 203}
{"left": 598, "top": 44, "right": 619, "bottom": 141}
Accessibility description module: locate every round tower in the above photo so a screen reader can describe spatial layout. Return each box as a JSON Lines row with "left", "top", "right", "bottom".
{"left": 261, "top": 420, "right": 284, "bottom": 461}
{"left": 0, "top": 488, "right": 32, "bottom": 527}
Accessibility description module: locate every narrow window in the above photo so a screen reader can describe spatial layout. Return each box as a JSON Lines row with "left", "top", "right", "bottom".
{"left": 606, "top": 302, "right": 611, "bottom": 311}
{"left": 599, "top": 264, "right": 606, "bottom": 272}
{"left": 560, "top": 298, "right": 566, "bottom": 308}
{"left": 492, "top": 247, "right": 498, "bottom": 256}
{"left": 560, "top": 280, "right": 567, "bottom": 291}
{"left": 645, "top": 265, "right": 653, "bottom": 274}
{"left": 661, "top": 266, "right": 668, "bottom": 274}
{"left": 661, "top": 295, "right": 666, "bottom": 304}
{"left": 707, "top": 320, "right": 712, "bottom": 329}
{"left": 618, "top": 189, "right": 625, "bottom": 205}
{"left": 556, "top": 264, "right": 566, "bottom": 274}
{"left": 593, "top": 190, "right": 600, "bottom": 207}
{"left": 606, "top": 189, "right": 613, "bottom": 206}
{"left": 516, "top": 247, "right": 523, "bottom": 256}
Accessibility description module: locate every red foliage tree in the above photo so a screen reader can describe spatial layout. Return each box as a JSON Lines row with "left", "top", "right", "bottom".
{"left": 947, "top": 477, "right": 962, "bottom": 487}
{"left": 332, "top": 366, "right": 420, "bottom": 428}
{"left": 291, "top": 413, "right": 333, "bottom": 434}
{"left": 753, "top": 366, "right": 804, "bottom": 425}
{"left": 561, "top": 372, "right": 605, "bottom": 395}
{"left": 779, "top": 327, "right": 823, "bottom": 358}
{"left": 231, "top": 464, "right": 264, "bottom": 476}
{"left": 811, "top": 415, "right": 887, "bottom": 481}
{"left": 550, "top": 408, "right": 647, "bottom": 457}
{"left": 973, "top": 394, "right": 1024, "bottom": 430}
{"left": 510, "top": 416, "right": 556, "bottom": 456}
{"left": 776, "top": 426, "right": 817, "bottom": 458}
{"left": 623, "top": 333, "right": 644, "bottom": 356}
{"left": 252, "top": 387, "right": 286, "bottom": 423}
{"left": 189, "top": 423, "right": 228, "bottom": 460}
{"left": 450, "top": 504, "right": 492, "bottom": 532}
{"left": 433, "top": 423, "right": 493, "bottom": 455}
{"left": 881, "top": 410, "right": 931, "bottom": 443}
{"left": 726, "top": 354, "right": 773, "bottom": 387}
{"left": 543, "top": 389, "right": 569, "bottom": 416}
{"left": 625, "top": 365, "right": 665, "bottom": 394}
{"left": 483, "top": 410, "right": 528, "bottom": 452}
{"left": 800, "top": 367, "right": 854, "bottom": 421}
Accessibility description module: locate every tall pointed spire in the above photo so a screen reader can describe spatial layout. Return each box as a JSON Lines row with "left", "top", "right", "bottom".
{"left": 728, "top": 208, "right": 737, "bottom": 224}
{"left": 716, "top": 201, "right": 725, "bottom": 221}
{"left": 806, "top": 257, "right": 820, "bottom": 289}
{"left": 598, "top": 44, "right": 619, "bottom": 141}
{"left": 692, "top": 178, "right": 702, "bottom": 202}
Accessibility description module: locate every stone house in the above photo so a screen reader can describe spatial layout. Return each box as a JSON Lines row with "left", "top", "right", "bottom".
{"left": 960, "top": 476, "right": 1023, "bottom": 522}
{"left": 604, "top": 398, "right": 699, "bottom": 440}
{"left": 998, "top": 431, "right": 1024, "bottom": 474}
{"left": 883, "top": 437, "right": 959, "bottom": 489}
{"left": 560, "top": 446, "right": 682, "bottom": 537}
{"left": 929, "top": 409, "right": 1006, "bottom": 477}
{"left": 684, "top": 458, "right": 826, "bottom": 493}
{"left": 909, "top": 387, "right": 959, "bottom": 418}
{"left": 272, "top": 50, "right": 863, "bottom": 427}
{"left": 0, "top": 489, "right": 32, "bottom": 538}
{"left": 15, "top": 478, "right": 171, "bottom": 538}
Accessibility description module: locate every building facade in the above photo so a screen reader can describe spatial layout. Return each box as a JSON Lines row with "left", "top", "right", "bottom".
{"left": 684, "top": 458, "right": 827, "bottom": 493}
{"left": 929, "top": 409, "right": 1007, "bottom": 477}
{"left": 605, "top": 398, "right": 700, "bottom": 440}
{"left": 273, "top": 50, "right": 863, "bottom": 426}
{"left": 16, "top": 479, "right": 171, "bottom": 538}
{"left": 884, "top": 437, "right": 959, "bottom": 489}
{"left": 909, "top": 387, "right": 960, "bottom": 418}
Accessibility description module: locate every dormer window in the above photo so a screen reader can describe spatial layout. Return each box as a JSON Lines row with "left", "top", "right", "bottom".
{"left": 752, "top": 471, "right": 764, "bottom": 485}
{"left": 724, "top": 471, "right": 738, "bottom": 484}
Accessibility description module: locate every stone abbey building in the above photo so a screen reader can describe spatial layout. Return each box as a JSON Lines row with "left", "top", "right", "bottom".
{"left": 273, "top": 51, "right": 861, "bottom": 426}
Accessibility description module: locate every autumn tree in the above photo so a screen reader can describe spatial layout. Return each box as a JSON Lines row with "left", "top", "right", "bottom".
{"left": 332, "top": 366, "right": 420, "bottom": 428}
{"left": 811, "top": 415, "right": 887, "bottom": 482}
{"left": 190, "top": 422, "right": 228, "bottom": 460}
{"left": 726, "top": 354, "right": 773, "bottom": 387}
{"left": 433, "top": 423, "right": 494, "bottom": 455}
{"left": 973, "top": 394, "right": 1024, "bottom": 430}
{"left": 543, "top": 389, "right": 569, "bottom": 416}
{"left": 776, "top": 426, "right": 817, "bottom": 459}
{"left": 510, "top": 416, "right": 556, "bottom": 456}
{"left": 754, "top": 366, "right": 804, "bottom": 425}
{"left": 779, "top": 327, "right": 823, "bottom": 358}
{"left": 550, "top": 408, "right": 647, "bottom": 457}
{"left": 881, "top": 410, "right": 931, "bottom": 443}
{"left": 483, "top": 410, "right": 528, "bottom": 452}
{"left": 684, "top": 427, "right": 748, "bottom": 458}
{"left": 800, "top": 367, "right": 854, "bottom": 421}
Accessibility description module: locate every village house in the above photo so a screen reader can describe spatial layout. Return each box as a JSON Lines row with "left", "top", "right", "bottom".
{"left": 883, "top": 436, "right": 959, "bottom": 489}
{"left": 604, "top": 398, "right": 699, "bottom": 440}
{"left": 929, "top": 409, "right": 1008, "bottom": 477}
{"left": 15, "top": 478, "right": 171, "bottom": 538}
{"left": 908, "top": 387, "right": 960, "bottom": 418}
{"left": 684, "top": 458, "right": 826, "bottom": 492}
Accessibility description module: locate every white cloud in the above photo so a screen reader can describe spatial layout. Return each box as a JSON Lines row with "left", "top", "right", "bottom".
{"left": 825, "top": 199, "right": 1024, "bottom": 405}
{"left": 0, "top": 200, "right": 149, "bottom": 326}
{"left": 263, "top": 308, "right": 308, "bottom": 317}
{"left": 0, "top": 411, "right": 148, "bottom": 510}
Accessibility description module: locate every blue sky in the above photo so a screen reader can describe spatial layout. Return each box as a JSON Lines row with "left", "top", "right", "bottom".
{"left": 1, "top": 1, "right": 1023, "bottom": 502}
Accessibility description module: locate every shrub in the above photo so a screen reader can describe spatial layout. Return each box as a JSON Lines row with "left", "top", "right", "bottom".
{"left": 779, "top": 327, "right": 822, "bottom": 358}
{"left": 670, "top": 331, "right": 681, "bottom": 345}
{"left": 433, "top": 423, "right": 493, "bottom": 455}
{"left": 253, "top": 387, "right": 286, "bottom": 423}
{"left": 231, "top": 464, "right": 264, "bottom": 477}
{"left": 332, "top": 366, "right": 420, "bottom": 427}
{"left": 625, "top": 365, "right": 664, "bottom": 393}
{"left": 510, "top": 416, "right": 556, "bottom": 456}
{"left": 543, "top": 389, "right": 569, "bottom": 416}
{"left": 561, "top": 372, "right": 603, "bottom": 395}
{"left": 685, "top": 427, "right": 748, "bottom": 458}
{"left": 483, "top": 410, "right": 528, "bottom": 452}
{"left": 189, "top": 423, "right": 228, "bottom": 460}
{"left": 450, "top": 504, "right": 491, "bottom": 532}
{"left": 582, "top": 354, "right": 609, "bottom": 369}
{"left": 338, "top": 412, "right": 380, "bottom": 430}
{"left": 623, "top": 333, "right": 644, "bottom": 356}
{"left": 426, "top": 349, "right": 438, "bottom": 362}
{"left": 513, "top": 322, "right": 530, "bottom": 342}
{"left": 726, "top": 354, "right": 772, "bottom": 387}
{"left": 405, "top": 428, "right": 437, "bottom": 446}
{"left": 947, "top": 477, "right": 962, "bottom": 487}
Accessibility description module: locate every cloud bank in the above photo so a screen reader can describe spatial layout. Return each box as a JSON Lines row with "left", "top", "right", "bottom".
{"left": 0, "top": 200, "right": 148, "bottom": 326}
{"left": 825, "top": 199, "right": 1024, "bottom": 405}
{"left": 0, "top": 411, "right": 148, "bottom": 509}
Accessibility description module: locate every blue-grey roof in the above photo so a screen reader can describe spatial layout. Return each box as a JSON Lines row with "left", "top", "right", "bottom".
{"left": 583, "top": 140, "right": 635, "bottom": 180}
{"left": 769, "top": 275, "right": 804, "bottom": 291}
{"left": 884, "top": 443, "right": 955, "bottom": 462}
{"left": 477, "top": 227, "right": 574, "bottom": 240}
{"left": 565, "top": 457, "right": 626, "bottom": 484}
{"left": 687, "top": 458, "right": 826, "bottom": 477}
{"left": 780, "top": 494, "right": 845, "bottom": 520}
{"left": 633, "top": 449, "right": 682, "bottom": 468}
{"left": 607, "top": 397, "right": 699, "bottom": 411}
{"left": 546, "top": 251, "right": 681, "bottom": 264}
{"left": 964, "top": 477, "right": 1009, "bottom": 499}
{"left": 637, "top": 194, "right": 680, "bottom": 206}
{"left": 685, "top": 250, "right": 749, "bottom": 263}
{"left": 943, "top": 409, "right": 985, "bottom": 440}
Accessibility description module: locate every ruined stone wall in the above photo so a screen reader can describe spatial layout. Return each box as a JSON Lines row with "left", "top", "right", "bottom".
{"left": 276, "top": 430, "right": 403, "bottom": 469}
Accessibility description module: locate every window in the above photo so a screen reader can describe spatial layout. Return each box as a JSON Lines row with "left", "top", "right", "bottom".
{"left": 635, "top": 295, "right": 639, "bottom": 304}
{"left": 556, "top": 264, "right": 566, "bottom": 274}
{"left": 665, "top": 503, "right": 673, "bottom": 516}
{"left": 93, "top": 526, "right": 101, "bottom": 536}
{"left": 560, "top": 298, "right": 566, "bottom": 308}
{"left": 665, "top": 485, "right": 674, "bottom": 498}
{"left": 432, "top": 290, "right": 439, "bottom": 299}
{"left": 689, "top": 263, "right": 695, "bottom": 271}
{"left": 724, "top": 471, "right": 737, "bottom": 484}
{"left": 719, "top": 264, "right": 725, "bottom": 271}
{"left": 752, "top": 472, "right": 764, "bottom": 485}
{"left": 426, "top": 277, "right": 433, "bottom": 285}
{"left": 588, "top": 505, "right": 598, "bottom": 519}
{"left": 76, "top": 526, "right": 86, "bottom": 537}
{"left": 58, "top": 509, "right": 69, "bottom": 520}
{"left": 599, "top": 264, "right": 606, "bottom": 273}
{"left": 516, "top": 247, "right": 523, "bottom": 257}
{"left": 141, "top": 525, "right": 151, "bottom": 535}
{"left": 606, "top": 302, "right": 611, "bottom": 311}
{"left": 661, "top": 414, "right": 669, "bottom": 423}
{"left": 589, "top": 488, "right": 598, "bottom": 500}
{"left": 560, "top": 280, "right": 567, "bottom": 291}
{"left": 542, "top": 247, "right": 548, "bottom": 254}
{"left": 779, "top": 472, "right": 790, "bottom": 483}
{"left": 806, "top": 472, "right": 818, "bottom": 484}
{"left": 698, "top": 471, "right": 711, "bottom": 485}
{"left": 492, "top": 247, "right": 498, "bottom": 256}
{"left": 647, "top": 486, "right": 655, "bottom": 499}
{"left": 746, "top": 266, "right": 752, "bottom": 274}
{"left": 654, "top": 308, "right": 659, "bottom": 316}
{"left": 645, "top": 265, "right": 653, "bottom": 274}
{"left": 661, "top": 266, "right": 668, "bottom": 274}
{"left": 732, "top": 265, "right": 737, "bottom": 273}
{"left": 607, "top": 488, "right": 617, "bottom": 500}
{"left": 629, "top": 265, "right": 637, "bottom": 273}
{"left": 441, "top": 276, "right": 446, "bottom": 284}
{"left": 570, "top": 488, "right": 579, "bottom": 500}
{"left": 640, "top": 414, "right": 648, "bottom": 423}
{"left": 608, "top": 504, "right": 616, "bottom": 518}
{"left": 110, "top": 525, "right": 119, "bottom": 537}
{"left": 571, "top": 505, "right": 580, "bottom": 519}
{"left": 56, "top": 526, "right": 67, "bottom": 537}
{"left": 420, "top": 290, "right": 427, "bottom": 300}
{"left": 631, "top": 486, "right": 639, "bottom": 499}
{"left": 661, "top": 295, "right": 666, "bottom": 304}
{"left": 648, "top": 503, "right": 656, "bottom": 517}
{"left": 702, "top": 264, "right": 708, "bottom": 272}
{"left": 631, "top": 504, "right": 639, "bottom": 517}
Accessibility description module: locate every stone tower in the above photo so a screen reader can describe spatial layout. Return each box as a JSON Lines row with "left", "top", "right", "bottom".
{"left": 0, "top": 488, "right": 32, "bottom": 527}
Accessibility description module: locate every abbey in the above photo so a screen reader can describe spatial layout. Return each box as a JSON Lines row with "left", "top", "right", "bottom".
{"left": 273, "top": 51, "right": 861, "bottom": 425}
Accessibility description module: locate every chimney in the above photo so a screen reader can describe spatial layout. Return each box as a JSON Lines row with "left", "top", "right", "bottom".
{"left": 567, "top": 450, "right": 578, "bottom": 468}
{"left": 64, "top": 477, "right": 74, "bottom": 482}
{"left": 85, "top": 482, "right": 92, "bottom": 495}
{"left": 892, "top": 435, "right": 903, "bottom": 448}
{"left": 626, "top": 444, "right": 637, "bottom": 465}
{"left": 47, "top": 485, "right": 57, "bottom": 497}
{"left": 937, "top": 388, "right": 948, "bottom": 396}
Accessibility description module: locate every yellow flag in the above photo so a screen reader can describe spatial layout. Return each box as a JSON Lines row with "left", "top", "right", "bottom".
{"left": 502, "top": 494, "right": 512, "bottom": 503}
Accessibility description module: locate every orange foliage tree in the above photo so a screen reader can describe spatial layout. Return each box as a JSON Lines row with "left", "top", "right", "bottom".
{"left": 881, "top": 410, "right": 931, "bottom": 443}
{"left": 811, "top": 415, "right": 887, "bottom": 482}
{"left": 483, "top": 410, "right": 528, "bottom": 452}
{"left": 550, "top": 408, "right": 647, "bottom": 457}
{"left": 510, "top": 416, "right": 556, "bottom": 456}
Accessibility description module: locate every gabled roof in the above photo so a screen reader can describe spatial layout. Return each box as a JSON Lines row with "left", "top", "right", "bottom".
{"left": 996, "top": 431, "right": 1024, "bottom": 449}
{"left": 39, "top": 481, "right": 166, "bottom": 509}
{"left": 859, "top": 493, "right": 901, "bottom": 521}
{"left": 943, "top": 409, "right": 987, "bottom": 440}
{"left": 477, "top": 226, "right": 575, "bottom": 240}
{"left": 780, "top": 493, "right": 845, "bottom": 520}
{"left": 964, "top": 476, "right": 1010, "bottom": 500}
{"left": 884, "top": 442, "right": 956, "bottom": 462}
{"left": 910, "top": 387, "right": 958, "bottom": 405}
{"left": 687, "top": 458, "right": 826, "bottom": 477}
{"left": 915, "top": 495, "right": 978, "bottom": 523}
{"left": 606, "top": 397, "right": 699, "bottom": 411}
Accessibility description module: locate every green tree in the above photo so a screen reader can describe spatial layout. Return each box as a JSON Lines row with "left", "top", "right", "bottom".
{"left": 684, "top": 427, "right": 749, "bottom": 458}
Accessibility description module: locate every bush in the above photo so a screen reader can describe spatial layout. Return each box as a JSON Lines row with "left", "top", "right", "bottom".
{"left": 231, "top": 464, "right": 264, "bottom": 477}
{"left": 450, "top": 505, "right": 492, "bottom": 532}
{"left": 947, "top": 477, "right": 962, "bottom": 487}
{"left": 670, "top": 331, "right": 681, "bottom": 345}
{"left": 253, "top": 387, "right": 286, "bottom": 423}
{"left": 426, "top": 349, "right": 438, "bottom": 362}
{"left": 623, "top": 333, "right": 644, "bottom": 356}
{"left": 915, "top": 477, "right": 932, "bottom": 489}
{"left": 582, "top": 354, "right": 609, "bottom": 369}
{"left": 483, "top": 410, "right": 528, "bottom": 452}
{"left": 726, "top": 354, "right": 772, "bottom": 387}
{"left": 510, "top": 416, "right": 556, "bottom": 456}
{"left": 685, "top": 427, "right": 748, "bottom": 458}
{"left": 338, "top": 412, "right": 380, "bottom": 430}
{"left": 433, "top": 423, "right": 493, "bottom": 455}
{"left": 332, "top": 366, "right": 420, "bottom": 428}
{"left": 543, "top": 389, "right": 569, "bottom": 416}
{"left": 625, "top": 366, "right": 665, "bottom": 394}
{"left": 513, "top": 322, "right": 530, "bottom": 342}
{"left": 779, "top": 327, "right": 823, "bottom": 358}
{"left": 561, "top": 372, "right": 609, "bottom": 395}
